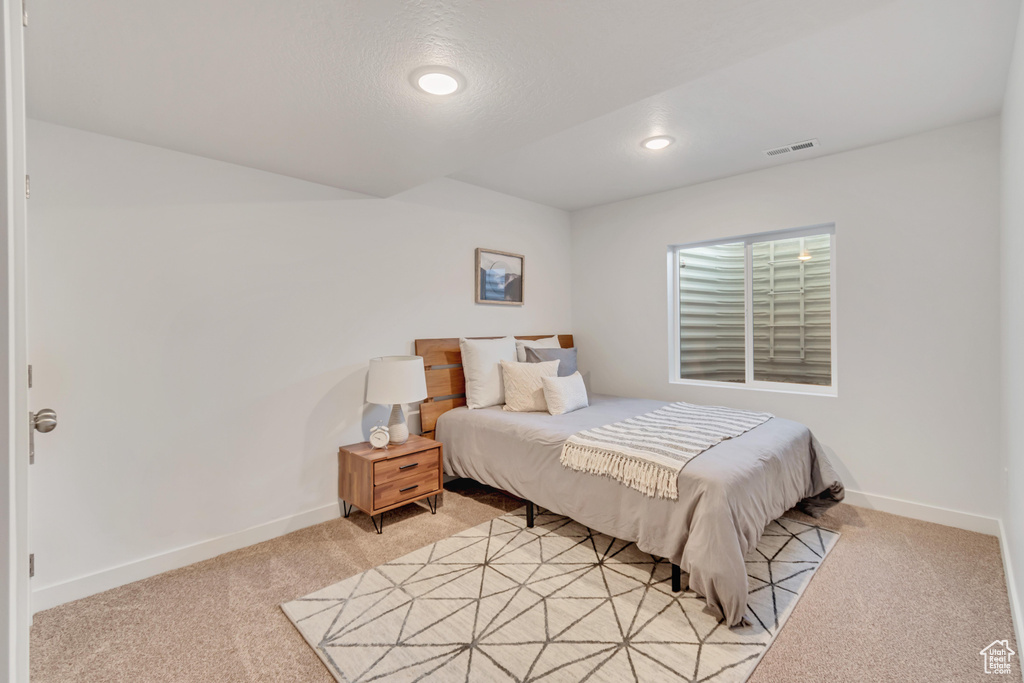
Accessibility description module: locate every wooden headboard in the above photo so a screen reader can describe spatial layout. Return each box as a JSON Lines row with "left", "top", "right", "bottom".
{"left": 414, "top": 335, "right": 574, "bottom": 439}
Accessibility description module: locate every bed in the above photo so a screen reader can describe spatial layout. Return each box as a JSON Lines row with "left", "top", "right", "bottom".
{"left": 414, "top": 335, "right": 844, "bottom": 626}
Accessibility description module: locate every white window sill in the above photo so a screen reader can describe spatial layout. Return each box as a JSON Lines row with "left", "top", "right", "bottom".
{"left": 669, "top": 378, "right": 837, "bottom": 397}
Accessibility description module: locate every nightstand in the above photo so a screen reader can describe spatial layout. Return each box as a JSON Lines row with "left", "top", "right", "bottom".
{"left": 338, "top": 434, "right": 443, "bottom": 534}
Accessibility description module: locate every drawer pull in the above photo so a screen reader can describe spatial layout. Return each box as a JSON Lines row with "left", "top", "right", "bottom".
{"left": 399, "top": 463, "right": 419, "bottom": 470}
{"left": 399, "top": 485, "right": 419, "bottom": 493}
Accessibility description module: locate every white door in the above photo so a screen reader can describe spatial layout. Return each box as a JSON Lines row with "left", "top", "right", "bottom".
{"left": 2, "top": 0, "right": 31, "bottom": 680}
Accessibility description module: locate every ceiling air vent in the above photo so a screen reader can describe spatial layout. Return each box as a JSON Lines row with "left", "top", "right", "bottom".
{"left": 763, "top": 139, "right": 820, "bottom": 158}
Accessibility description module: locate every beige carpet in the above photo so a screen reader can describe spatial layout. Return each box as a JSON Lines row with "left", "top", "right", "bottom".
{"left": 30, "top": 480, "right": 1020, "bottom": 682}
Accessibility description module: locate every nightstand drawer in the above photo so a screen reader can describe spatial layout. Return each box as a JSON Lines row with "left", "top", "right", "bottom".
{"left": 374, "top": 448, "right": 440, "bottom": 486}
{"left": 373, "top": 468, "right": 439, "bottom": 509}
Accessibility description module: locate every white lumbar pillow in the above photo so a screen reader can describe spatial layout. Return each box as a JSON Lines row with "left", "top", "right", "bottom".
{"left": 541, "top": 371, "right": 589, "bottom": 415}
{"left": 500, "top": 360, "right": 560, "bottom": 412}
{"left": 460, "top": 337, "right": 518, "bottom": 409}
{"left": 515, "top": 335, "right": 561, "bottom": 362}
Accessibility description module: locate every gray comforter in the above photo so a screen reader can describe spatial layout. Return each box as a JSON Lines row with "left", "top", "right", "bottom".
{"left": 436, "top": 394, "right": 843, "bottom": 626}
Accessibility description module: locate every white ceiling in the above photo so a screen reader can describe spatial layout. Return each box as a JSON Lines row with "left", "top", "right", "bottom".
{"left": 454, "top": 0, "right": 1022, "bottom": 210}
{"left": 26, "top": 0, "right": 1020, "bottom": 209}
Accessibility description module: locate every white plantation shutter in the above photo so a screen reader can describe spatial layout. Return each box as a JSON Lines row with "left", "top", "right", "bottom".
{"left": 675, "top": 228, "right": 834, "bottom": 390}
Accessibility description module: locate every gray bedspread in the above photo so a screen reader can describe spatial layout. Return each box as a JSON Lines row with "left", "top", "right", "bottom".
{"left": 436, "top": 394, "right": 843, "bottom": 626}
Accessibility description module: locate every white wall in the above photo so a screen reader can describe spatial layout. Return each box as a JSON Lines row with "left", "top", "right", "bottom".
{"left": 571, "top": 118, "right": 1003, "bottom": 526}
{"left": 26, "top": 120, "right": 572, "bottom": 609}
{"left": 1001, "top": 5, "right": 1024, "bottom": 646}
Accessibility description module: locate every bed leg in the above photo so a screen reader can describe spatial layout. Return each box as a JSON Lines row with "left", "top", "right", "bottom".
{"left": 526, "top": 501, "right": 534, "bottom": 528}
{"left": 671, "top": 563, "right": 681, "bottom": 592}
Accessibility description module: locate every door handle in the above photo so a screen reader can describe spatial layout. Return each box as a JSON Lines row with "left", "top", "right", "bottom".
{"left": 33, "top": 408, "right": 57, "bottom": 433}
{"left": 29, "top": 408, "right": 57, "bottom": 464}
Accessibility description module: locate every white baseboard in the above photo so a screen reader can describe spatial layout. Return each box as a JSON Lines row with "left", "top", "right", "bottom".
{"left": 999, "top": 520, "right": 1024, "bottom": 650}
{"left": 843, "top": 489, "right": 1000, "bottom": 535}
{"left": 31, "top": 502, "right": 340, "bottom": 613}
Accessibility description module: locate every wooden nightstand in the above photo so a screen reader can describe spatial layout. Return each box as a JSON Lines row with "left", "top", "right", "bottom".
{"left": 338, "top": 434, "right": 443, "bottom": 534}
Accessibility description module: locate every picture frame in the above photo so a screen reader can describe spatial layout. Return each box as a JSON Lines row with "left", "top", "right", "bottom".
{"left": 475, "top": 248, "right": 524, "bottom": 305}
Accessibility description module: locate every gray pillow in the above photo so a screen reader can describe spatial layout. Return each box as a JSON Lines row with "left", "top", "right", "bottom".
{"left": 525, "top": 346, "right": 577, "bottom": 377}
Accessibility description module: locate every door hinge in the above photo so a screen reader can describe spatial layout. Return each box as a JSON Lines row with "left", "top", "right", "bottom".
{"left": 28, "top": 364, "right": 33, "bottom": 389}
{"left": 22, "top": 0, "right": 27, "bottom": 27}
{"left": 29, "top": 554, "right": 34, "bottom": 578}
{"left": 25, "top": 175, "right": 30, "bottom": 199}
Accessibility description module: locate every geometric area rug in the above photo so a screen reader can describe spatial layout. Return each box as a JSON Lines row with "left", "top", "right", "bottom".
{"left": 282, "top": 507, "right": 839, "bottom": 682}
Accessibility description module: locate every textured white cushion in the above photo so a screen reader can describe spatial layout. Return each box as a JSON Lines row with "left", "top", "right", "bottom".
{"left": 460, "top": 337, "right": 517, "bottom": 409}
{"left": 500, "top": 360, "right": 560, "bottom": 412}
{"left": 541, "top": 372, "right": 589, "bottom": 415}
{"left": 515, "top": 335, "right": 561, "bottom": 362}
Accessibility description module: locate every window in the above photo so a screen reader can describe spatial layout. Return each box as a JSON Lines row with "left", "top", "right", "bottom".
{"left": 669, "top": 225, "right": 836, "bottom": 395}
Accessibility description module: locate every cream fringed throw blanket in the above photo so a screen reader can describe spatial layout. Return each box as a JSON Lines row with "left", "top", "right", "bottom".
{"left": 559, "top": 402, "right": 773, "bottom": 500}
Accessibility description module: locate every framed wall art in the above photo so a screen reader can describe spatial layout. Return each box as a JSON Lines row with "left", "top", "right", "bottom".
{"left": 475, "top": 248, "right": 524, "bottom": 305}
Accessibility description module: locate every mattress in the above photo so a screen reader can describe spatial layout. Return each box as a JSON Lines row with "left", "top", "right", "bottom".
{"left": 436, "top": 393, "right": 843, "bottom": 626}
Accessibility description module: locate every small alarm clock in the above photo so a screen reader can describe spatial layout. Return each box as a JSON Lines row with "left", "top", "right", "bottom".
{"left": 369, "top": 424, "right": 390, "bottom": 449}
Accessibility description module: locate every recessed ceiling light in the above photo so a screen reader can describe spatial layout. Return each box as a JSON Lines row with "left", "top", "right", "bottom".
{"left": 411, "top": 67, "right": 464, "bottom": 96}
{"left": 641, "top": 135, "right": 674, "bottom": 150}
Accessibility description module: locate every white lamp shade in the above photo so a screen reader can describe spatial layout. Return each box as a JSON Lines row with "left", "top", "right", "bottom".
{"left": 366, "top": 356, "right": 428, "bottom": 405}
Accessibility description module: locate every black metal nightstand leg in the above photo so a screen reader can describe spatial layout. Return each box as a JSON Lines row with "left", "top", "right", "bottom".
{"left": 671, "top": 563, "right": 681, "bottom": 592}
{"left": 426, "top": 494, "right": 438, "bottom": 514}
{"left": 342, "top": 501, "right": 353, "bottom": 518}
{"left": 526, "top": 501, "right": 534, "bottom": 528}
{"left": 371, "top": 513, "right": 384, "bottom": 534}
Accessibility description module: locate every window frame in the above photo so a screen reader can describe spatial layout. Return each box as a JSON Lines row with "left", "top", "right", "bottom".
{"left": 667, "top": 223, "right": 838, "bottom": 397}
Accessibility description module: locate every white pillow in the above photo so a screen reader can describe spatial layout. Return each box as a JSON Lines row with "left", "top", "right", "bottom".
{"left": 515, "top": 335, "right": 561, "bottom": 362}
{"left": 500, "top": 360, "right": 560, "bottom": 412}
{"left": 460, "top": 337, "right": 517, "bottom": 409}
{"left": 541, "top": 372, "right": 589, "bottom": 415}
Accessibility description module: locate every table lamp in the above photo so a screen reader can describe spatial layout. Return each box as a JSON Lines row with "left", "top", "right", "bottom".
{"left": 366, "top": 355, "right": 428, "bottom": 445}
